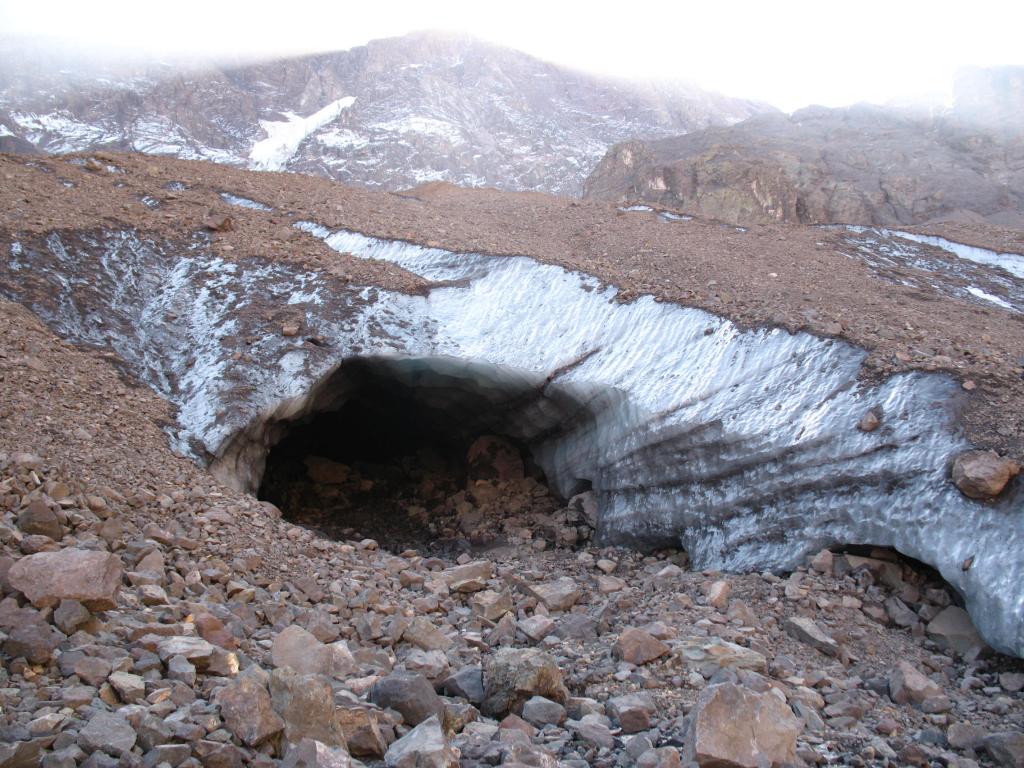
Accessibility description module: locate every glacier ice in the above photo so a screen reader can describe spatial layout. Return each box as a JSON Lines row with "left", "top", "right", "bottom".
{"left": 1, "top": 225, "right": 1022, "bottom": 657}
{"left": 249, "top": 97, "right": 357, "bottom": 172}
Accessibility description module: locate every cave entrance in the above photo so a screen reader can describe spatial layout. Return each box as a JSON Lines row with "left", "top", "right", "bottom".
{"left": 254, "top": 357, "right": 598, "bottom": 554}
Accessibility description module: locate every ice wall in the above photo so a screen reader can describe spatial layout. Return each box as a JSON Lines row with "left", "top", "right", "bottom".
{"left": 2, "top": 225, "right": 1021, "bottom": 656}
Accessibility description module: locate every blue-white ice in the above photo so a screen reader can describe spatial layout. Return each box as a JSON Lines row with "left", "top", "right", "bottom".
{"left": 850, "top": 226, "right": 1024, "bottom": 280}
{"left": 220, "top": 192, "right": 272, "bottom": 211}
{"left": 3, "top": 226, "right": 1022, "bottom": 657}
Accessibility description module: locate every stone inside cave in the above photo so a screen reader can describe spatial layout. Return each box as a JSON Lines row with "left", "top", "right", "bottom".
{"left": 254, "top": 357, "right": 596, "bottom": 554}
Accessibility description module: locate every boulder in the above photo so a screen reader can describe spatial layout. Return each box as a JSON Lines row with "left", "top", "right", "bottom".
{"left": 889, "top": 661, "right": 942, "bottom": 707}
{"left": 983, "top": 732, "right": 1024, "bottom": 768}
{"left": 952, "top": 450, "right": 1019, "bottom": 499}
{"left": 927, "top": 606, "right": 986, "bottom": 655}
{"left": 673, "top": 636, "right": 767, "bottom": 675}
{"left": 78, "top": 711, "right": 137, "bottom": 756}
{"left": 336, "top": 707, "right": 388, "bottom": 758}
{"left": 280, "top": 739, "right": 353, "bottom": 768}
{"left": 613, "top": 627, "right": 670, "bottom": 665}
{"left": 482, "top": 648, "right": 569, "bottom": 716}
{"left": 607, "top": 693, "right": 656, "bottom": 734}
{"left": 783, "top": 616, "right": 840, "bottom": 657}
{"left": 216, "top": 676, "right": 284, "bottom": 748}
{"left": 368, "top": 672, "right": 444, "bottom": 726}
{"left": 706, "top": 580, "right": 732, "bottom": 609}
{"left": 524, "top": 577, "right": 582, "bottom": 611}
{"left": 272, "top": 625, "right": 355, "bottom": 677}
{"left": 270, "top": 669, "right": 348, "bottom": 752}
{"left": 684, "top": 683, "right": 801, "bottom": 767}
{"left": 17, "top": 500, "right": 63, "bottom": 540}
{"left": 521, "top": 695, "right": 567, "bottom": 727}
{"left": 2, "top": 620, "right": 65, "bottom": 664}
{"left": 7, "top": 549, "right": 122, "bottom": 610}
{"left": 402, "top": 617, "right": 453, "bottom": 651}
{"left": 384, "top": 715, "right": 458, "bottom": 768}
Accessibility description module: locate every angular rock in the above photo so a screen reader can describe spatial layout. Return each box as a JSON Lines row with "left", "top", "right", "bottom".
{"left": 337, "top": 707, "right": 388, "bottom": 758}
{"left": 706, "top": 580, "right": 731, "bottom": 609}
{"left": 78, "top": 711, "right": 137, "bottom": 756}
{"left": 983, "top": 732, "right": 1024, "bottom": 768}
{"left": 270, "top": 669, "right": 348, "bottom": 752}
{"left": 17, "top": 500, "right": 63, "bottom": 540}
{"left": 783, "top": 616, "right": 840, "bottom": 657}
{"left": 108, "top": 671, "right": 146, "bottom": 703}
{"left": 889, "top": 661, "right": 942, "bottom": 707}
{"left": 368, "top": 671, "right": 444, "bottom": 727}
{"left": 53, "top": 599, "right": 91, "bottom": 635}
{"left": 927, "top": 606, "right": 986, "bottom": 655}
{"left": 157, "top": 636, "right": 215, "bottom": 667}
{"left": 613, "top": 627, "right": 670, "bottom": 665}
{"left": 216, "top": 675, "right": 284, "bottom": 748}
{"left": 524, "top": 576, "right": 582, "bottom": 611}
{"left": 521, "top": 695, "right": 566, "bottom": 727}
{"left": 442, "top": 666, "right": 485, "bottom": 705}
{"left": 8, "top": 549, "right": 122, "bottom": 610}
{"left": 952, "top": 451, "right": 1019, "bottom": 499}
{"left": 673, "top": 636, "right": 767, "bottom": 674}
{"left": 684, "top": 683, "right": 801, "bottom": 768}
{"left": 3, "top": 620, "right": 65, "bottom": 664}
{"left": 469, "top": 589, "right": 512, "bottom": 621}
{"left": 281, "top": 739, "right": 353, "bottom": 768}
{"left": 384, "top": 715, "right": 457, "bottom": 768}
{"left": 482, "top": 648, "right": 569, "bottom": 717}
{"left": 607, "top": 693, "right": 655, "bottom": 734}
{"left": 272, "top": 625, "right": 355, "bottom": 678}
{"left": 402, "top": 617, "right": 453, "bottom": 651}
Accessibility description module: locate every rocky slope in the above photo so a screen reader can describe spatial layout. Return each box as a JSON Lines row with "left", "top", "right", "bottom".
{"left": 0, "top": 32, "right": 768, "bottom": 196}
{"left": 583, "top": 102, "right": 1024, "bottom": 227}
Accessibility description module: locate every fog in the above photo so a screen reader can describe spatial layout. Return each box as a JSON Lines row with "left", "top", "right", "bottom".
{"left": 1, "top": 0, "right": 1022, "bottom": 111}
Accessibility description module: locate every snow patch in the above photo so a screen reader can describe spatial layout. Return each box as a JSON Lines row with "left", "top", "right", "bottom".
{"left": 249, "top": 97, "right": 356, "bottom": 171}
{"left": 966, "top": 286, "right": 1015, "bottom": 310}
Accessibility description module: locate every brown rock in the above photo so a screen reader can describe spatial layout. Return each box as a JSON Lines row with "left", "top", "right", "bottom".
{"left": 203, "top": 214, "right": 234, "bottom": 232}
{"left": 368, "top": 672, "right": 445, "bottom": 726}
{"left": 926, "top": 606, "right": 986, "bottom": 655}
{"left": 684, "top": 683, "right": 802, "bottom": 768}
{"left": 216, "top": 676, "right": 284, "bottom": 748}
{"left": 270, "top": 668, "right": 348, "bottom": 752}
{"left": 337, "top": 707, "right": 388, "bottom": 758}
{"left": 889, "top": 660, "right": 942, "bottom": 707}
{"left": 705, "top": 580, "right": 731, "bottom": 609}
{"left": 7, "top": 549, "right": 123, "bottom": 610}
{"left": 613, "top": 627, "right": 670, "bottom": 665}
{"left": 783, "top": 616, "right": 840, "bottom": 657}
{"left": 281, "top": 739, "right": 353, "bottom": 768}
{"left": 524, "top": 576, "right": 582, "bottom": 611}
{"left": 858, "top": 409, "right": 881, "bottom": 432}
{"left": 272, "top": 625, "right": 355, "bottom": 677}
{"left": 952, "top": 450, "right": 1020, "bottom": 499}
{"left": 17, "top": 500, "right": 63, "bottom": 540}
{"left": 482, "top": 648, "right": 569, "bottom": 716}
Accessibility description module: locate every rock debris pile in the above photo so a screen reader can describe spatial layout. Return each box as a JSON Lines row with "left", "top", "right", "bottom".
{"left": 261, "top": 434, "right": 596, "bottom": 555}
{"left": 1, "top": 448, "right": 1022, "bottom": 768}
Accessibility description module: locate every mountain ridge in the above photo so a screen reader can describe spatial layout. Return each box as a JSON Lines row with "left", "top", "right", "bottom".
{"left": 0, "top": 31, "right": 772, "bottom": 195}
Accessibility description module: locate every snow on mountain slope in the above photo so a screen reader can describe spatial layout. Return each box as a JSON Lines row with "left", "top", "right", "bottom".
{"left": 249, "top": 96, "right": 356, "bottom": 171}
{"left": 0, "top": 32, "right": 771, "bottom": 194}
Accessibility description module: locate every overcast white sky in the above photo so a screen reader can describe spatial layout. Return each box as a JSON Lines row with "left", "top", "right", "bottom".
{"left": 2, "top": 0, "right": 1022, "bottom": 112}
